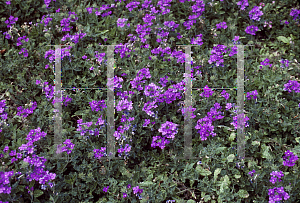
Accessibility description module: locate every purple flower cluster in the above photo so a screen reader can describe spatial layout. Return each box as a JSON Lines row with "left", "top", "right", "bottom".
{"left": 60, "top": 139, "right": 75, "bottom": 154}
{"left": 216, "top": 22, "right": 227, "bottom": 29}
{"left": 0, "top": 99, "right": 9, "bottom": 133}
{"left": 200, "top": 85, "right": 214, "bottom": 98}
{"left": 221, "top": 90, "right": 230, "bottom": 100}
{"left": 269, "top": 171, "right": 284, "bottom": 184}
{"left": 195, "top": 102, "right": 225, "bottom": 141}
{"left": 16, "top": 36, "right": 29, "bottom": 46}
{"left": 61, "top": 32, "right": 87, "bottom": 44}
{"left": 151, "top": 121, "right": 178, "bottom": 149}
{"left": 260, "top": 58, "right": 272, "bottom": 69}
{"left": 268, "top": 187, "right": 290, "bottom": 203}
{"left": 16, "top": 101, "right": 37, "bottom": 118}
{"left": 0, "top": 128, "right": 56, "bottom": 194}
{"left": 280, "top": 59, "right": 289, "bottom": 68}
{"left": 44, "top": 0, "right": 56, "bottom": 7}
{"left": 3, "top": 31, "right": 11, "bottom": 40}
{"left": 144, "top": 83, "right": 162, "bottom": 98}
{"left": 246, "top": 90, "right": 258, "bottom": 100}
{"left": 249, "top": 6, "right": 264, "bottom": 21}
{"left": 133, "top": 185, "right": 143, "bottom": 198}
{"left": 116, "top": 98, "right": 133, "bottom": 112}
{"left": 114, "top": 76, "right": 124, "bottom": 89}
{"left": 283, "top": 80, "right": 300, "bottom": 93}
{"left": 183, "top": 0, "right": 205, "bottom": 30}
{"left": 231, "top": 112, "right": 250, "bottom": 130}
{"left": 266, "top": 150, "right": 298, "bottom": 202}
{"left": 19, "top": 48, "right": 28, "bottom": 57}
{"left": 0, "top": 171, "right": 14, "bottom": 194}
{"left": 44, "top": 46, "right": 72, "bottom": 64}
{"left": 89, "top": 100, "right": 107, "bottom": 112}
{"left": 76, "top": 119, "right": 100, "bottom": 137}
{"left": 94, "top": 147, "right": 107, "bottom": 159}
{"left": 126, "top": 1, "right": 140, "bottom": 12}
{"left": 94, "top": 51, "right": 106, "bottom": 63}
{"left": 245, "top": 25, "right": 259, "bottom": 35}
{"left": 290, "top": 8, "right": 300, "bottom": 21}
{"left": 248, "top": 169, "right": 255, "bottom": 177}
{"left": 282, "top": 150, "right": 299, "bottom": 167}
{"left": 60, "top": 18, "right": 72, "bottom": 32}
{"left": 103, "top": 185, "right": 109, "bottom": 192}
{"left": 180, "top": 106, "right": 196, "bottom": 119}
{"left": 118, "top": 144, "right": 131, "bottom": 159}
{"left": 236, "top": 0, "right": 249, "bottom": 10}
{"left": 208, "top": 45, "right": 228, "bottom": 67}
{"left": 4, "top": 15, "right": 18, "bottom": 28}
{"left": 117, "top": 18, "right": 129, "bottom": 28}
{"left": 191, "top": 34, "right": 203, "bottom": 46}
{"left": 40, "top": 15, "right": 52, "bottom": 27}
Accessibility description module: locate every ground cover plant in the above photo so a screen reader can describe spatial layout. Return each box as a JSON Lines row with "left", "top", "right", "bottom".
{"left": 1, "top": 0, "right": 300, "bottom": 202}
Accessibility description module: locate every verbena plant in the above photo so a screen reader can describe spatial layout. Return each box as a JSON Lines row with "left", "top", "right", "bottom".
{"left": 0, "top": 0, "right": 300, "bottom": 202}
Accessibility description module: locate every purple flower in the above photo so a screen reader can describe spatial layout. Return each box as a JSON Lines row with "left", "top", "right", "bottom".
{"left": 200, "top": 85, "right": 214, "bottom": 98}
{"left": 248, "top": 169, "right": 256, "bottom": 177}
{"left": 249, "top": 6, "right": 264, "bottom": 21}
{"left": 5, "top": 16, "right": 18, "bottom": 28}
{"left": 123, "top": 193, "right": 127, "bottom": 198}
{"left": 103, "top": 186, "right": 109, "bottom": 192}
{"left": 86, "top": 7, "right": 94, "bottom": 14}
{"left": 117, "top": 18, "right": 128, "bottom": 28}
{"left": 282, "top": 150, "right": 298, "bottom": 167}
{"left": 6, "top": 1, "right": 11, "bottom": 5}
{"left": 237, "top": 0, "right": 249, "bottom": 10}
{"left": 290, "top": 8, "right": 300, "bottom": 21}
{"left": 216, "top": 22, "right": 227, "bottom": 29}
{"left": 245, "top": 25, "right": 259, "bottom": 35}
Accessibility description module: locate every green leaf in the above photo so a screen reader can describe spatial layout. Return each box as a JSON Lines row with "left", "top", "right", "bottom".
{"left": 277, "top": 36, "right": 290, "bottom": 44}
{"left": 227, "top": 154, "right": 235, "bottom": 163}
{"left": 139, "top": 181, "right": 153, "bottom": 187}
{"left": 204, "top": 195, "right": 211, "bottom": 202}
{"left": 237, "top": 189, "right": 249, "bottom": 198}
{"left": 214, "top": 168, "right": 221, "bottom": 182}
{"left": 34, "top": 189, "right": 44, "bottom": 198}
{"left": 195, "top": 165, "right": 212, "bottom": 176}
{"left": 229, "top": 132, "right": 236, "bottom": 142}
{"left": 187, "top": 200, "right": 196, "bottom": 203}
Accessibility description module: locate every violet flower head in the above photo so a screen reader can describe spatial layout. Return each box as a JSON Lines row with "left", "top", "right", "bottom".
{"left": 5, "top": 16, "right": 18, "bottom": 28}
{"left": 248, "top": 169, "right": 255, "bottom": 177}
{"left": 237, "top": 0, "right": 248, "bottom": 10}
{"left": 249, "top": 6, "right": 264, "bottom": 21}
{"left": 117, "top": 18, "right": 128, "bottom": 28}
{"left": 290, "top": 8, "right": 300, "bottom": 21}
{"left": 216, "top": 22, "right": 227, "bottom": 29}
{"left": 103, "top": 186, "right": 109, "bottom": 192}
{"left": 282, "top": 150, "right": 298, "bottom": 167}
{"left": 245, "top": 25, "right": 259, "bottom": 35}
